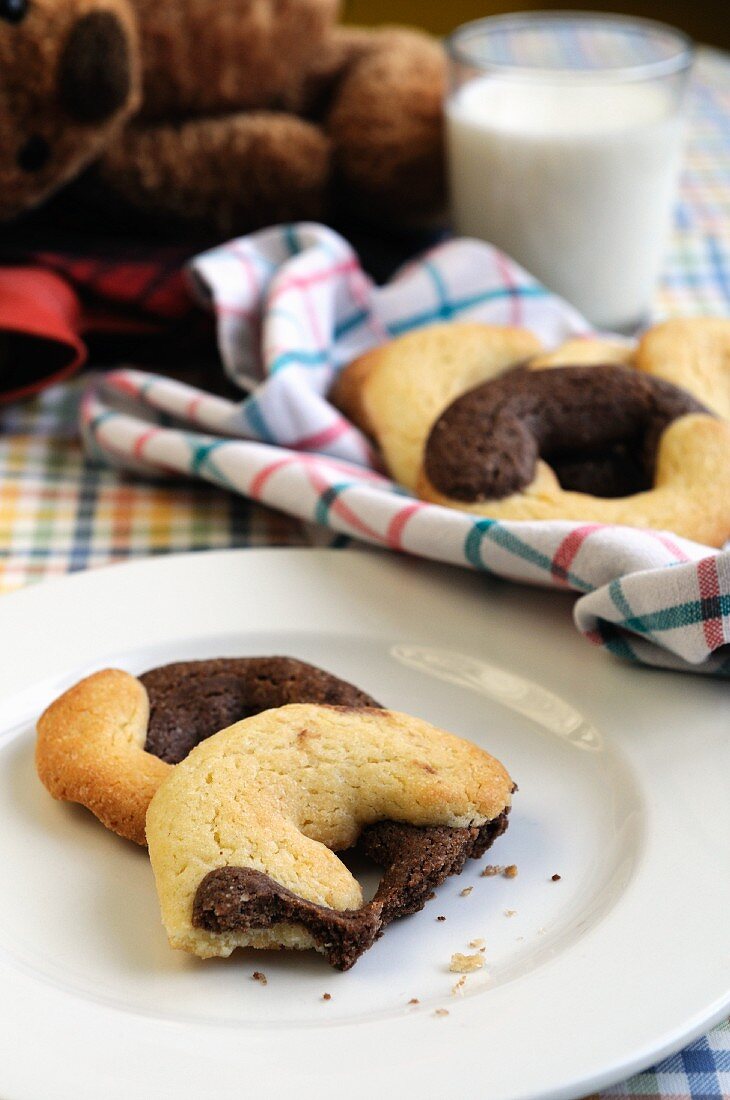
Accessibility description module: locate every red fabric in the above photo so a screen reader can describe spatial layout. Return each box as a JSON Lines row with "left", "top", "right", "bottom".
{"left": 0, "top": 247, "right": 198, "bottom": 403}
{"left": 31, "top": 248, "right": 193, "bottom": 324}
{"left": 0, "top": 268, "right": 86, "bottom": 403}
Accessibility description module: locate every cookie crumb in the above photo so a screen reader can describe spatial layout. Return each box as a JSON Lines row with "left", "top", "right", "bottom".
{"left": 450, "top": 952, "right": 485, "bottom": 974}
{"left": 451, "top": 975, "right": 467, "bottom": 995}
{"left": 480, "top": 864, "right": 503, "bottom": 877}
{"left": 252, "top": 971, "right": 267, "bottom": 985}
{"left": 468, "top": 937, "right": 486, "bottom": 950}
{"left": 504, "top": 864, "right": 518, "bottom": 878}
{"left": 322, "top": 992, "right": 331, "bottom": 1001}
{"left": 551, "top": 873, "right": 561, "bottom": 881}
{"left": 460, "top": 886, "right": 473, "bottom": 897}
{"left": 433, "top": 1008, "right": 449, "bottom": 1018}
{"left": 436, "top": 915, "right": 446, "bottom": 921}
{"left": 504, "top": 909, "right": 517, "bottom": 918}
{"left": 407, "top": 998, "right": 420, "bottom": 1005}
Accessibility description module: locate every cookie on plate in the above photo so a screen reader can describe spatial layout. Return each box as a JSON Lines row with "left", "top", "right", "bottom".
{"left": 146, "top": 703, "right": 515, "bottom": 969}
{"left": 36, "top": 657, "right": 379, "bottom": 845}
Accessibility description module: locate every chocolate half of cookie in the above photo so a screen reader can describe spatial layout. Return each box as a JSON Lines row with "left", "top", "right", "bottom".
{"left": 193, "top": 809, "right": 512, "bottom": 971}
{"left": 141, "top": 657, "right": 380, "bottom": 764}
{"left": 425, "top": 364, "right": 709, "bottom": 501}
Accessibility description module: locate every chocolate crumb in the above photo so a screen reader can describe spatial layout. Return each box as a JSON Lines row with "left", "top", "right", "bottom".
{"left": 434, "top": 1008, "right": 449, "bottom": 1018}
{"left": 408, "top": 997, "right": 420, "bottom": 1005}
{"left": 436, "top": 915, "right": 446, "bottom": 922}
{"left": 460, "top": 886, "right": 473, "bottom": 897}
{"left": 252, "top": 971, "right": 267, "bottom": 985}
{"left": 551, "top": 873, "right": 561, "bottom": 881}
{"left": 504, "top": 864, "right": 518, "bottom": 878}
{"left": 322, "top": 992, "right": 331, "bottom": 1001}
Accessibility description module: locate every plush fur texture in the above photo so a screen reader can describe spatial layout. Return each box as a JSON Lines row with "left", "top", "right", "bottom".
{"left": 0, "top": 0, "right": 445, "bottom": 233}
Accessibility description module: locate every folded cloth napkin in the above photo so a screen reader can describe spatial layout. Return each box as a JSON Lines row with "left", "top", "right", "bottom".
{"left": 81, "top": 223, "right": 730, "bottom": 677}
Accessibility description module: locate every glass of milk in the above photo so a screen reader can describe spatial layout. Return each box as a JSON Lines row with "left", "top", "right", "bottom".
{"left": 446, "top": 13, "right": 694, "bottom": 331}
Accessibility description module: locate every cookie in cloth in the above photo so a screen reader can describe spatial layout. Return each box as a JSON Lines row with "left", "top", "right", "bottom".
{"left": 36, "top": 657, "right": 378, "bottom": 845}
{"left": 636, "top": 317, "right": 730, "bottom": 421}
{"left": 331, "top": 322, "right": 541, "bottom": 490}
{"left": 145, "top": 703, "right": 514, "bottom": 969}
{"left": 335, "top": 321, "right": 730, "bottom": 545}
{"left": 419, "top": 364, "right": 730, "bottom": 546}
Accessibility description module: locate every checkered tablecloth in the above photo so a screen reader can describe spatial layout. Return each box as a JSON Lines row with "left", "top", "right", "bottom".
{"left": 1, "top": 47, "right": 729, "bottom": 1096}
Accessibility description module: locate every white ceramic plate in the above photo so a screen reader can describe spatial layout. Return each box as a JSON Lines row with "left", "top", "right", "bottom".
{"left": 0, "top": 549, "right": 728, "bottom": 1100}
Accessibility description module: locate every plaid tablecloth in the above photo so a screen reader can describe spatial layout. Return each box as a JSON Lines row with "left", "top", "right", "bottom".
{"left": 1, "top": 47, "right": 728, "bottom": 1097}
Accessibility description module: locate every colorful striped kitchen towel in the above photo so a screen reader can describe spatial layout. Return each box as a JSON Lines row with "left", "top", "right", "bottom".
{"left": 81, "top": 223, "right": 730, "bottom": 677}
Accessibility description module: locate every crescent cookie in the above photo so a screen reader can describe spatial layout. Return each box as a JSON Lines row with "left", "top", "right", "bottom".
{"left": 636, "top": 317, "right": 730, "bottom": 421}
{"left": 331, "top": 322, "right": 541, "bottom": 490}
{"left": 419, "top": 365, "right": 730, "bottom": 546}
{"left": 527, "top": 337, "right": 635, "bottom": 370}
{"left": 36, "top": 658, "right": 379, "bottom": 846}
{"left": 145, "top": 703, "right": 514, "bottom": 969}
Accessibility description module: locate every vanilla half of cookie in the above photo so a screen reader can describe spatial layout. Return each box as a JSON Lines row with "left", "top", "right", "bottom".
{"left": 146, "top": 704, "right": 514, "bottom": 969}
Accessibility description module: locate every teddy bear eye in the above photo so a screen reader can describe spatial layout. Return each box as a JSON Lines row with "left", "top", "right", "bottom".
{"left": 0, "top": 0, "right": 28, "bottom": 23}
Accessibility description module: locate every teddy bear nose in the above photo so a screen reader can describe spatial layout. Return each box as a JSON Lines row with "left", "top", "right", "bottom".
{"left": 17, "top": 135, "right": 51, "bottom": 173}
{"left": 58, "top": 11, "right": 132, "bottom": 124}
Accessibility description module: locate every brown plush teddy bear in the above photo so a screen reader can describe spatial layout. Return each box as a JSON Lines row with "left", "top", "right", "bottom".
{"left": 0, "top": 0, "right": 446, "bottom": 236}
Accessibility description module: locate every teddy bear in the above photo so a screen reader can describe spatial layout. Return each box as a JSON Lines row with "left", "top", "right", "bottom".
{"left": 0, "top": 0, "right": 446, "bottom": 236}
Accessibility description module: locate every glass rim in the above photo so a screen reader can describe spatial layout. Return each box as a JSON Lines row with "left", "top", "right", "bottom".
{"left": 446, "top": 11, "right": 695, "bottom": 84}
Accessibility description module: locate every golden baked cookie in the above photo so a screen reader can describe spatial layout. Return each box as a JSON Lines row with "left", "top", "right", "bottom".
{"left": 36, "top": 658, "right": 379, "bottom": 845}
{"left": 418, "top": 365, "right": 730, "bottom": 547}
{"left": 331, "top": 322, "right": 541, "bottom": 489}
{"left": 146, "top": 703, "right": 514, "bottom": 968}
{"left": 528, "top": 337, "right": 634, "bottom": 370}
{"left": 636, "top": 317, "right": 730, "bottom": 420}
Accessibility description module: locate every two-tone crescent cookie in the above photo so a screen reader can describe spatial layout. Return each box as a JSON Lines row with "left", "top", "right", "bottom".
{"left": 35, "top": 657, "right": 379, "bottom": 845}
{"left": 333, "top": 322, "right": 730, "bottom": 546}
{"left": 145, "top": 704, "right": 514, "bottom": 969}
{"left": 419, "top": 364, "right": 730, "bottom": 546}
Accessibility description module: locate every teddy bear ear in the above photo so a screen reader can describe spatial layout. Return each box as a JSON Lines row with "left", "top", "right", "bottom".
{"left": 58, "top": 10, "right": 134, "bottom": 124}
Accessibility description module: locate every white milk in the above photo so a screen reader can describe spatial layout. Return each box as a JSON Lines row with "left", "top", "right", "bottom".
{"left": 446, "top": 79, "right": 685, "bottom": 330}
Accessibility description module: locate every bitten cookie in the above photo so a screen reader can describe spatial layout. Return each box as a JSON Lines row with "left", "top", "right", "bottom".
{"left": 331, "top": 323, "right": 541, "bottom": 489}
{"left": 419, "top": 364, "right": 730, "bottom": 546}
{"left": 145, "top": 703, "right": 514, "bottom": 969}
{"left": 36, "top": 657, "right": 378, "bottom": 845}
{"left": 636, "top": 317, "right": 730, "bottom": 421}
